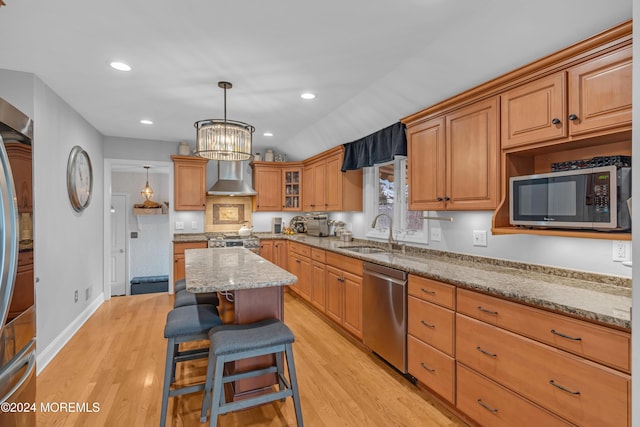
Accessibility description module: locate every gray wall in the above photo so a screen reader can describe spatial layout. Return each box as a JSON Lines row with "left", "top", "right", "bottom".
{"left": 0, "top": 69, "right": 105, "bottom": 370}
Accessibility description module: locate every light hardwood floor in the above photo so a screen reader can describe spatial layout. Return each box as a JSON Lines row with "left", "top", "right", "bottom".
{"left": 36, "top": 291, "right": 468, "bottom": 427}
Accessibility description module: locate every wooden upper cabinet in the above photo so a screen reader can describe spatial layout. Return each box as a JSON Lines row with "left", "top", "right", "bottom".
{"left": 302, "top": 146, "right": 363, "bottom": 212}
{"left": 568, "top": 45, "right": 632, "bottom": 136}
{"left": 282, "top": 167, "right": 302, "bottom": 211}
{"left": 408, "top": 97, "right": 499, "bottom": 211}
{"left": 408, "top": 117, "right": 446, "bottom": 210}
{"left": 172, "top": 156, "right": 208, "bottom": 211}
{"left": 252, "top": 163, "right": 283, "bottom": 211}
{"left": 302, "top": 159, "right": 325, "bottom": 211}
{"left": 501, "top": 45, "right": 632, "bottom": 150}
{"left": 446, "top": 97, "right": 499, "bottom": 210}
{"left": 501, "top": 73, "right": 567, "bottom": 149}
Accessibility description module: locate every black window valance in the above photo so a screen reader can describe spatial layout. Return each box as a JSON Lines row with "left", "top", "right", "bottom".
{"left": 341, "top": 121, "right": 407, "bottom": 172}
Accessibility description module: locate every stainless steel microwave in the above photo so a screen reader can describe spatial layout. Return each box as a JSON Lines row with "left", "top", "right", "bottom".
{"left": 510, "top": 165, "right": 631, "bottom": 230}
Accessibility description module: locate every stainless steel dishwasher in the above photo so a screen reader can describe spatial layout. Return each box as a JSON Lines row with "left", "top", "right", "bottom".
{"left": 362, "top": 262, "right": 408, "bottom": 373}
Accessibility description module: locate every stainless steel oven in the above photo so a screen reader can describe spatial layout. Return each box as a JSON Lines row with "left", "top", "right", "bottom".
{"left": 208, "top": 234, "right": 260, "bottom": 253}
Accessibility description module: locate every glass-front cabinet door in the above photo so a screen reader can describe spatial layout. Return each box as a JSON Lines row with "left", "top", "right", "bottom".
{"left": 283, "top": 167, "right": 302, "bottom": 211}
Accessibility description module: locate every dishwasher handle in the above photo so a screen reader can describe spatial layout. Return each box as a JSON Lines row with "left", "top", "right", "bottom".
{"left": 363, "top": 269, "right": 407, "bottom": 286}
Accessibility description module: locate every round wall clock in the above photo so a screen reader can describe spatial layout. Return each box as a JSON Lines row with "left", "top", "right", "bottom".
{"left": 67, "top": 145, "right": 93, "bottom": 212}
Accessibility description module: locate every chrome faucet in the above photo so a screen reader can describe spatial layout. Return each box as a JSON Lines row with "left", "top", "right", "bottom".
{"left": 371, "top": 213, "right": 396, "bottom": 251}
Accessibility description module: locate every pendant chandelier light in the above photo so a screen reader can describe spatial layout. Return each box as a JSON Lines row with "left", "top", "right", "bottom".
{"left": 194, "top": 81, "right": 255, "bottom": 161}
{"left": 141, "top": 165, "right": 154, "bottom": 201}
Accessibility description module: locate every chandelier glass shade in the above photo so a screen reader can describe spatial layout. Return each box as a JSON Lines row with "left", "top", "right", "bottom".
{"left": 194, "top": 81, "right": 254, "bottom": 161}
{"left": 141, "top": 166, "right": 154, "bottom": 201}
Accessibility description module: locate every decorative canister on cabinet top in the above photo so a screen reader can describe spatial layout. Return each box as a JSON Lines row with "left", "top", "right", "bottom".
{"left": 264, "top": 149, "right": 274, "bottom": 162}
{"left": 254, "top": 152, "right": 262, "bottom": 161}
{"left": 178, "top": 141, "right": 190, "bottom": 156}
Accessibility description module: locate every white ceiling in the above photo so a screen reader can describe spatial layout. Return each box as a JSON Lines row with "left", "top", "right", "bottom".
{"left": 0, "top": 0, "right": 632, "bottom": 161}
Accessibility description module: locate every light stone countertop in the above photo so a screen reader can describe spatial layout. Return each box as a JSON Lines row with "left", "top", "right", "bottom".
{"left": 185, "top": 247, "right": 298, "bottom": 293}
{"left": 174, "top": 232, "right": 632, "bottom": 330}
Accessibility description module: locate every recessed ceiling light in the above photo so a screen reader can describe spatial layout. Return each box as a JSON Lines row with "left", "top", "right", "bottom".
{"left": 140, "top": 119, "right": 153, "bottom": 125}
{"left": 263, "top": 132, "right": 274, "bottom": 137}
{"left": 300, "top": 92, "right": 316, "bottom": 100}
{"left": 110, "top": 61, "right": 132, "bottom": 71}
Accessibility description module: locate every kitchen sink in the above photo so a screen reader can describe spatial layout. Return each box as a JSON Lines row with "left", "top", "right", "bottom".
{"left": 338, "top": 246, "right": 387, "bottom": 254}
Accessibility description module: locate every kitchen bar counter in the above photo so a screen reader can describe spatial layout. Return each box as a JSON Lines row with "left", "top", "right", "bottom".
{"left": 175, "top": 233, "right": 631, "bottom": 329}
{"left": 185, "top": 247, "right": 297, "bottom": 293}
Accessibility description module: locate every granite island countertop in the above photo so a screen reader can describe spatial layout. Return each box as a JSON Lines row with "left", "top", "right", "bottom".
{"left": 185, "top": 247, "right": 298, "bottom": 293}
{"left": 174, "top": 232, "right": 632, "bottom": 330}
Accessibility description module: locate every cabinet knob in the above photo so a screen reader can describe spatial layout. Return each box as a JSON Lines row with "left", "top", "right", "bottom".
{"left": 568, "top": 114, "right": 578, "bottom": 121}
{"left": 437, "top": 197, "right": 443, "bottom": 202}
{"left": 551, "top": 118, "right": 561, "bottom": 125}
{"left": 444, "top": 197, "right": 450, "bottom": 201}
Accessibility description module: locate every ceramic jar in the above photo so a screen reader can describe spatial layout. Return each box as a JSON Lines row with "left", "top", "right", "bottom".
{"left": 264, "top": 149, "right": 274, "bottom": 162}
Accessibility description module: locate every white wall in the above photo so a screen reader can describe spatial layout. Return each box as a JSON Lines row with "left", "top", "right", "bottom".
{"left": 0, "top": 69, "right": 106, "bottom": 372}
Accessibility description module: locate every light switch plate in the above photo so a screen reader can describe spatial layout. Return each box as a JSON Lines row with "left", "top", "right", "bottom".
{"left": 175, "top": 221, "right": 184, "bottom": 230}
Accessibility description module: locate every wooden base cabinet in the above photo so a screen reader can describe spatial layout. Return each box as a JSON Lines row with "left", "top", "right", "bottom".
{"left": 173, "top": 241, "right": 207, "bottom": 283}
{"left": 287, "top": 242, "right": 312, "bottom": 301}
{"left": 408, "top": 335, "right": 455, "bottom": 403}
{"left": 456, "top": 364, "right": 572, "bottom": 427}
{"left": 325, "top": 252, "right": 363, "bottom": 339}
{"left": 456, "top": 313, "right": 630, "bottom": 427}
{"left": 407, "top": 275, "right": 456, "bottom": 404}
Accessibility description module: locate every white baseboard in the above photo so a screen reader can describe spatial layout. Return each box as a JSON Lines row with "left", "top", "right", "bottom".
{"left": 36, "top": 292, "right": 105, "bottom": 375}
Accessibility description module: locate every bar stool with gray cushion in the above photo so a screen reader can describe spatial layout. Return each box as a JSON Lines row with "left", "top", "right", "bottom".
{"left": 200, "top": 318, "right": 303, "bottom": 427}
{"left": 160, "top": 304, "right": 223, "bottom": 427}
{"left": 174, "top": 279, "right": 187, "bottom": 293}
{"left": 173, "top": 288, "right": 220, "bottom": 308}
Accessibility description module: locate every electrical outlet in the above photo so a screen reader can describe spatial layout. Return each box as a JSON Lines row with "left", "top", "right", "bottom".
{"left": 131, "top": 231, "right": 138, "bottom": 238}
{"left": 74, "top": 290, "right": 78, "bottom": 303}
{"left": 191, "top": 221, "right": 198, "bottom": 230}
{"left": 473, "top": 230, "right": 487, "bottom": 247}
{"left": 86, "top": 287, "right": 91, "bottom": 301}
{"left": 175, "top": 221, "right": 184, "bottom": 230}
{"left": 430, "top": 227, "right": 441, "bottom": 242}
{"left": 612, "top": 241, "right": 631, "bottom": 262}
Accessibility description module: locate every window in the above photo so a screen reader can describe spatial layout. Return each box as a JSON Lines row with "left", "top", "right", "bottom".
{"left": 365, "top": 156, "right": 425, "bottom": 243}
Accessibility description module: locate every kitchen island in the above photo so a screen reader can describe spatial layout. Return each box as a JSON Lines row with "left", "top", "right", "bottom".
{"left": 184, "top": 247, "right": 298, "bottom": 401}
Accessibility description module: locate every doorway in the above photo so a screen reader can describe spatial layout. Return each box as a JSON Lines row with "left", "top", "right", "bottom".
{"left": 103, "top": 159, "right": 174, "bottom": 300}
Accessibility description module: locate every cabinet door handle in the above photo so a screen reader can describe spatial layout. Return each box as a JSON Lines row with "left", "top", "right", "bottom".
{"left": 476, "top": 399, "right": 498, "bottom": 413}
{"left": 568, "top": 114, "right": 579, "bottom": 121}
{"left": 420, "top": 320, "right": 436, "bottom": 329}
{"left": 420, "top": 362, "right": 435, "bottom": 373}
{"left": 476, "top": 346, "right": 497, "bottom": 358}
{"left": 551, "top": 117, "right": 561, "bottom": 125}
{"left": 550, "top": 329, "right": 582, "bottom": 341}
{"left": 296, "top": 259, "right": 301, "bottom": 263}
{"left": 477, "top": 306, "right": 498, "bottom": 316}
{"left": 420, "top": 288, "right": 436, "bottom": 296}
{"left": 549, "top": 379, "right": 580, "bottom": 395}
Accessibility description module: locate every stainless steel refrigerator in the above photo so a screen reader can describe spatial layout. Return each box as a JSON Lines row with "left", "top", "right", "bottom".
{"left": 0, "top": 98, "right": 36, "bottom": 426}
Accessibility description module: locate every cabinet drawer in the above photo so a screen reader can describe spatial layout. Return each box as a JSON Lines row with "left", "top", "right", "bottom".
{"left": 456, "top": 314, "right": 630, "bottom": 427}
{"left": 457, "top": 288, "right": 630, "bottom": 372}
{"left": 310, "top": 248, "right": 326, "bottom": 263}
{"left": 289, "top": 242, "right": 311, "bottom": 257}
{"left": 326, "top": 252, "right": 362, "bottom": 277}
{"left": 407, "top": 335, "right": 454, "bottom": 404}
{"left": 457, "top": 364, "right": 572, "bottom": 427}
{"left": 19, "top": 250, "right": 33, "bottom": 266}
{"left": 173, "top": 241, "right": 207, "bottom": 255}
{"left": 408, "top": 275, "right": 455, "bottom": 309}
{"left": 408, "top": 296, "right": 454, "bottom": 356}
